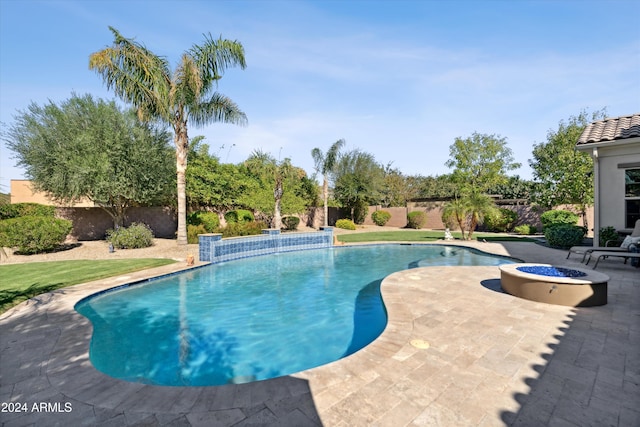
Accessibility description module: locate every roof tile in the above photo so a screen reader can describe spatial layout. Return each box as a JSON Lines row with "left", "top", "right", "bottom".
{"left": 576, "top": 113, "right": 640, "bottom": 145}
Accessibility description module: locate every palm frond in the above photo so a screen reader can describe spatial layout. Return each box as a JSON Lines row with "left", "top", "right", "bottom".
{"left": 89, "top": 27, "right": 172, "bottom": 121}
{"left": 191, "top": 34, "right": 246, "bottom": 88}
{"left": 190, "top": 92, "right": 248, "bottom": 127}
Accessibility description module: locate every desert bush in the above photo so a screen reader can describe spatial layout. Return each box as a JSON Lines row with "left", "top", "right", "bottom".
{"left": 224, "top": 209, "right": 255, "bottom": 224}
{"left": 335, "top": 219, "right": 356, "bottom": 230}
{"left": 187, "top": 224, "right": 208, "bottom": 244}
{"left": 406, "top": 211, "right": 426, "bottom": 229}
{"left": 282, "top": 216, "right": 300, "bottom": 231}
{"left": 187, "top": 211, "right": 220, "bottom": 232}
{"left": 483, "top": 208, "right": 517, "bottom": 232}
{"left": 544, "top": 224, "right": 585, "bottom": 248}
{"left": 0, "top": 216, "right": 72, "bottom": 254}
{"left": 352, "top": 200, "right": 369, "bottom": 225}
{"left": 599, "top": 226, "right": 620, "bottom": 247}
{"left": 371, "top": 210, "right": 391, "bottom": 226}
{"left": 219, "top": 220, "right": 267, "bottom": 238}
{"left": 540, "top": 209, "right": 578, "bottom": 229}
{"left": 514, "top": 224, "right": 538, "bottom": 235}
{"left": 0, "top": 203, "right": 56, "bottom": 220}
{"left": 106, "top": 222, "right": 154, "bottom": 249}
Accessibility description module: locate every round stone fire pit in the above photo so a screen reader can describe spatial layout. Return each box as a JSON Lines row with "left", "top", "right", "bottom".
{"left": 499, "top": 263, "right": 609, "bottom": 307}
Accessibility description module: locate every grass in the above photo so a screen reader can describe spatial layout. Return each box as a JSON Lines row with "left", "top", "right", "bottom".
{"left": 0, "top": 258, "right": 176, "bottom": 313}
{"left": 336, "top": 230, "right": 538, "bottom": 243}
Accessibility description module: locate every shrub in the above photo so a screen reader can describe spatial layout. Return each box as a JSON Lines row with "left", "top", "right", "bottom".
{"left": 106, "top": 222, "right": 154, "bottom": 249}
{"left": 224, "top": 209, "right": 255, "bottom": 224}
{"left": 353, "top": 200, "right": 368, "bottom": 225}
{"left": 544, "top": 224, "right": 585, "bottom": 248}
{"left": 483, "top": 208, "right": 517, "bottom": 232}
{"left": 514, "top": 224, "right": 538, "bottom": 235}
{"left": 599, "top": 226, "right": 620, "bottom": 247}
{"left": 406, "top": 211, "right": 426, "bottom": 229}
{"left": 187, "top": 211, "right": 220, "bottom": 233}
{"left": 187, "top": 224, "right": 208, "bottom": 244}
{"left": 282, "top": 216, "right": 300, "bottom": 231}
{"left": 540, "top": 210, "right": 578, "bottom": 229}
{"left": 371, "top": 210, "right": 391, "bottom": 226}
{"left": 219, "top": 220, "right": 267, "bottom": 238}
{"left": 0, "top": 216, "right": 72, "bottom": 254}
{"left": 0, "top": 203, "right": 56, "bottom": 220}
{"left": 335, "top": 219, "right": 356, "bottom": 230}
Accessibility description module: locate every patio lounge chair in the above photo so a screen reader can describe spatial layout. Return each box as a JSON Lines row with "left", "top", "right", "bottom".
{"left": 567, "top": 220, "right": 640, "bottom": 263}
{"left": 591, "top": 250, "right": 640, "bottom": 269}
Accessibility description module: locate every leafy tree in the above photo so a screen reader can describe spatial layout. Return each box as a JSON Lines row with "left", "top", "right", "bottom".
{"left": 487, "top": 175, "right": 533, "bottom": 200}
{"left": 413, "top": 174, "right": 457, "bottom": 199}
{"left": 311, "top": 139, "right": 345, "bottom": 226}
{"left": 332, "top": 149, "right": 385, "bottom": 222}
{"left": 381, "top": 165, "right": 420, "bottom": 207}
{"left": 443, "top": 132, "right": 519, "bottom": 238}
{"left": 243, "top": 150, "right": 311, "bottom": 229}
{"left": 529, "top": 109, "right": 606, "bottom": 231}
{"left": 90, "top": 26, "right": 247, "bottom": 244}
{"left": 186, "top": 138, "right": 252, "bottom": 212}
{"left": 446, "top": 132, "right": 520, "bottom": 194}
{"left": 5, "top": 94, "right": 175, "bottom": 228}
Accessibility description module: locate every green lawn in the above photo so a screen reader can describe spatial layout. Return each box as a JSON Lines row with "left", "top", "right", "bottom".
{"left": 0, "top": 258, "right": 176, "bottom": 313}
{"left": 336, "top": 230, "right": 537, "bottom": 243}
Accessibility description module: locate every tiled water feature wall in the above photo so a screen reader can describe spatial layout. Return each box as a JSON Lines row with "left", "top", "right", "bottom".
{"left": 198, "top": 227, "right": 334, "bottom": 263}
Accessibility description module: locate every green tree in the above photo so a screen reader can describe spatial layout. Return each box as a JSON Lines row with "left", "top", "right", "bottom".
{"left": 243, "top": 150, "right": 310, "bottom": 229}
{"left": 381, "top": 164, "right": 420, "bottom": 207}
{"left": 333, "top": 149, "right": 385, "bottom": 222}
{"left": 5, "top": 94, "right": 175, "bottom": 228}
{"left": 186, "top": 138, "right": 251, "bottom": 212}
{"left": 90, "top": 27, "right": 247, "bottom": 244}
{"left": 311, "top": 138, "right": 345, "bottom": 226}
{"left": 413, "top": 174, "right": 457, "bottom": 199}
{"left": 446, "top": 132, "right": 520, "bottom": 193}
{"left": 529, "top": 109, "right": 606, "bottom": 231}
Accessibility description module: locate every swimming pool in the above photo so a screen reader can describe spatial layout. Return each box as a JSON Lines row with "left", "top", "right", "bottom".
{"left": 75, "top": 244, "right": 516, "bottom": 386}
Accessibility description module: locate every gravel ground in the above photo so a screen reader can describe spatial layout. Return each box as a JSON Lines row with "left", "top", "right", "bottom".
{"left": 0, "top": 238, "right": 200, "bottom": 264}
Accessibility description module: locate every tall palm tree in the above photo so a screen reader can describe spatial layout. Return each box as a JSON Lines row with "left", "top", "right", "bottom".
{"left": 311, "top": 139, "right": 345, "bottom": 227}
{"left": 89, "top": 27, "right": 247, "bottom": 244}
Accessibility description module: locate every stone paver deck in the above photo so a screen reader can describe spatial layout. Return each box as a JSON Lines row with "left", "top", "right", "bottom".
{"left": 1, "top": 241, "right": 638, "bottom": 426}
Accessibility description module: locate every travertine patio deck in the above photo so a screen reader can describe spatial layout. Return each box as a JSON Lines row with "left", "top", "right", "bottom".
{"left": 1, "top": 241, "right": 638, "bottom": 426}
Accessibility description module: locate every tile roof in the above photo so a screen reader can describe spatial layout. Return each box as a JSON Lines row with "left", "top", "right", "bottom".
{"left": 576, "top": 113, "right": 640, "bottom": 146}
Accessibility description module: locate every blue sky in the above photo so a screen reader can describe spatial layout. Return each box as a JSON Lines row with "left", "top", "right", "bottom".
{"left": 1, "top": 0, "right": 639, "bottom": 192}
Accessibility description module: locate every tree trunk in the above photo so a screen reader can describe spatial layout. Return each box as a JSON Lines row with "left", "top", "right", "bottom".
{"left": 273, "top": 177, "right": 283, "bottom": 229}
{"left": 175, "top": 125, "right": 189, "bottom": 245}
{"left": 323, "top": 176, "right": 329, "bottom": 227}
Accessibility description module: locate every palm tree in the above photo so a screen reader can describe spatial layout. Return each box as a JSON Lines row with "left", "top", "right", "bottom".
{"left": 244, "top": 150, "right": 293, "bottom": 230}
{"left": 89, "top": 27, "right": 247, "bottom": 244}
{"left": 465, "top": 191, "right": 498, "bottom": 240}
{"left": 311, "top": 139, "right": 345, "bottom": 227}
{"left": 442, "top": 196, "right": 469, "bottom": 240}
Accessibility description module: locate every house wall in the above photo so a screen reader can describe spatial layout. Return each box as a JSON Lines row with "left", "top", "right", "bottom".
{"left": 596, "top": 142, "right": 640, "bottom": 232}
{"left": 10, "top": 180, "right": 94, "bottom": 207}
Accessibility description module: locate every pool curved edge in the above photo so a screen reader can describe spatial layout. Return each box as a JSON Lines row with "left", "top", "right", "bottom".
{"left": 1, "top": 239, "right": 557, "bottom": 423}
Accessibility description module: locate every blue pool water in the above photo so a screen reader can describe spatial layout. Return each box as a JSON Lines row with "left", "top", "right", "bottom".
{"left": 76, "top": 244, "right": 515, "bottom": 386}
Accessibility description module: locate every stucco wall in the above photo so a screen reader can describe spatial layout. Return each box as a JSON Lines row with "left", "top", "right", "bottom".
{"left": 57, "top": 207, "right": 177, "bottom": 240}
{"left": 10, "top": 180, "right": 94, "bottom": 207}
{"left": 597, "top": 143, "right": 640, "bottom": 231}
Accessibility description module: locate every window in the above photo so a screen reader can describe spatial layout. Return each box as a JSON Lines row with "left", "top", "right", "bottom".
{"left": 625, "top": 169, "right": 640, "bottom": 227}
